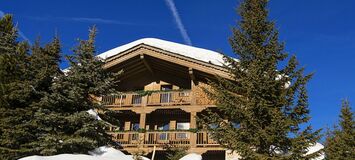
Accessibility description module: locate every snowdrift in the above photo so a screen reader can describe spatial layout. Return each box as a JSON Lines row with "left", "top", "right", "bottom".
{"left": 19, "top": 147, "right": 202, "bottom": 160}
{"left": 179, "top": 153, "right": 202, "bottom": 160}
{"left": 19, "top": 146, "right": 149, "bottom": 160}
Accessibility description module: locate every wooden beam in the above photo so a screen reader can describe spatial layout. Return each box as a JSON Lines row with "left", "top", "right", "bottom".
{"left": 122, "top": 63, "right": 146, "bottom": 75}
{"left": 121, "top": 67, "right": 147, "bottom": 80}
{"left": 115, "top": 57, "right": 141, "bottom": 69}
{"left": 189, "top": 68, "right": 195, "bottom": 81}
{"left": 150, "top": 63, "right": 188, "bottom": 78}
{"left": 148, "top": 58, "right": 189, "bottom": 77}
{"left": 152, "top": 66, "right": 189, "bottom": 80}
{"left": 140, "top": 54, "right": 154, "bottom": 75}
{"left": 189, "top": 68, "right": 198, "bottom": 85}
{"left": 121, "top": 61, "right": 145, "bottom": 72}
{"left": 149, "top": 57, "right": 188, "bottom": 72}
{"left": 155, "top": 70, "right": 190, "bottom": 88}
{"left": 108, "top": 58, "right": 143, "bottom": 73}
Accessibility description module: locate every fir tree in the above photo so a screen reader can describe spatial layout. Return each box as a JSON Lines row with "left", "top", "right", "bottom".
{"left": 0, "top": 14, "right": 34, "bottom": 159}
{"left": 28, "top": 37, "right": 61, "bottom": 98}
{"left": 31, "top": 26, "right": 121, "bottom": 155}
{"left": 1, "top": 14, "right": 64, "bottom": 159}
{"left": 198, "top": 0, "right": 321, "bottom": 159}
{"left": 324, "top": 100, "right": 355, "bottom": 159}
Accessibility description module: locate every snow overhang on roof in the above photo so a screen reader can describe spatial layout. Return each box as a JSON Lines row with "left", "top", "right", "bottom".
{"left": 97, "top": 38, "right": 227, "bottom": 66}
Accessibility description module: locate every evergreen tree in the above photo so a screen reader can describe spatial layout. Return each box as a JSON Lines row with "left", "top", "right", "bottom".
{"left": 0, "top": 14, "right": 25, "bottom": 106}
{"left": 324, "top": 100, "right": 355, "bottom": 159}
{"left": 0, "top": 14, "right": 63, "bottom": 159}
{"left": 28, "top": 37, "right": 61, "bottom": 98}
{"left": 198, "top": 0, "right": 321, "bottom": 159}
{"left": 0, "top": 14, "right": 34, "bottom": 159}
{"left": 31, "top": 26, "right": 121, "bottom": 155}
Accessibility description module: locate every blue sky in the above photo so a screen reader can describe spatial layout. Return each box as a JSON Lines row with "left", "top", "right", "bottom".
{"left": 1, "top": 0, "right": 354, "bottom": 136}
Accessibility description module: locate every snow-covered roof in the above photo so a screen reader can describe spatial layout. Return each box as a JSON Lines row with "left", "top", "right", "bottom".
{"left": 97, "top": 38, "right": 226, "bottom": 66}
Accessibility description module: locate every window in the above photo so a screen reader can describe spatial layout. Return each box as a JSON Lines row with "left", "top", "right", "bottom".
{"left": 131, "top": 123, "right": 140, "bottom": 131}
{"left": 178, "top": 92, "right": 189, "bottom": 97}
{"left": 132, "top": 95, "right": 142, "bottom": 104}
{"left": 160, "top": 85, "right": 173, "bottom": 103}
{"left": 176, "top": 122, "right": 190, "bottom": 130}
{"left": 158, "top": 123, "right": 169, "bottom": 140}
{"left": 161, "top": 85, "right": 173, "bottom": 91}
{"left": 176, "top": 122, "right": 190, "bottom": 139}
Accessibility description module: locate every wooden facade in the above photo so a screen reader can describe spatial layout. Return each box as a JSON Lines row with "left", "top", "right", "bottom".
{"left": 98, "top": 42, "right": 230, "bottom": 155}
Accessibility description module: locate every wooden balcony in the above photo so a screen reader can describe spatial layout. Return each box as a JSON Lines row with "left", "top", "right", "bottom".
{"left": 101, "top": 90, "right": 213, "bottom": 108}
{"left": 110, "top": 131, "right": 219, "bottom": 148}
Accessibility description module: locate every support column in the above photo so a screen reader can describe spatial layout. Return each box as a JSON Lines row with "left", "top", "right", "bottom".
{"left": 124, "top": 121, "right": 131, "bottom": 131}
{"left": 189, "top": 68, "right": 197, "bottom": 105}
{"left": 190, "top": 112, "right": 197, "bottom": 148}
{"left": 190, "top": 112, "right": 197, "bottom": 129}
{"left": 170, "top": 120, "right": 177, "bottom": 141}
{"left": 138, "top": 113, "right": 146, "bottom": 149}
{"left": 123, "top": 121, "right": 131, "bottom": 142}
{"left": 139, "top": 113, "right": 146, "bottom": 129}
{"left": 170, "top": 120, "right": 176, "bottom": 130}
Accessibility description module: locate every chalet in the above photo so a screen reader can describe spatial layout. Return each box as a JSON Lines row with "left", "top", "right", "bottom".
{"left": 98, "top": 38, "right": 237, "bottom": 160}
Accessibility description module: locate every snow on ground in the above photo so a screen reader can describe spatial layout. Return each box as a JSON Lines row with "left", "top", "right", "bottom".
{"left": 19, "top": 146, "right": 149, "bottom": 160}
{"left": 97, "top": 38, "right": 227, "bottom": 66}
{"left": 19, "top": 143, "right": 324, "bottom": 160}
{"left": 179, "top": 153, "right": 202, "bottom": 160}
{"left": 19, "top": 146, "right": 199, "bottom": 160}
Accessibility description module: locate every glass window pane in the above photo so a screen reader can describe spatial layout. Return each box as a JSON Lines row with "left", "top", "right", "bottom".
{"left": 177, "top": 122, "right": 190, "bottom": 130}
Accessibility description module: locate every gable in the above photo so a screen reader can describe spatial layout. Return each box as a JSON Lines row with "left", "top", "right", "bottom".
{"left": 98, "top": 38, "right": 232, "bottom": 91}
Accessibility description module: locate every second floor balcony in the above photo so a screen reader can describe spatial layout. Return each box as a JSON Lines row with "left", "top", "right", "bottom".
{"left": 101, "top": 89, "right": 214, "bottom": 108}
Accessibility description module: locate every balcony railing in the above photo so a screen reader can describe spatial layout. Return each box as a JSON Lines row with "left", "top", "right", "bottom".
{"left": 102, "top": 90, "right": 197, "bottom": 107}
{"left": 110, "top": 131, "right": 219, "bottom": 148}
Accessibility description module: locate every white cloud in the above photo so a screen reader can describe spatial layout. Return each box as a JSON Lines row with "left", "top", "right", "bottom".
{"left": 69, "top": 17, "right": 134, "bottom": 25}
{"left": 27, "top": 16, "right": 138, "bottom": 26}
{"left": 165, "top": 0, "right": 192, "bottom": 45}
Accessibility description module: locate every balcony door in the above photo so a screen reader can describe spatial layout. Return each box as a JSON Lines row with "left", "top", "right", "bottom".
{"left": 160, "top": 85, "right": 173, "bottom": 103}
{"left": 158, "top": 123, "right": 170, "bottom": 140}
